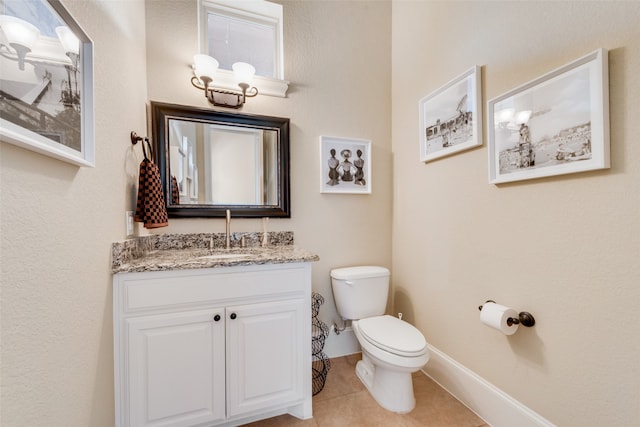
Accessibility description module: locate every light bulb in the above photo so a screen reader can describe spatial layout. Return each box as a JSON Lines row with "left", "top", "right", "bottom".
{"left": 193, "top": 54, "right": 219, "bottom": 81}
{"left": 55, "top": 26, "right": 79, "bottom": 55}
{"left": 232, "top": 62, "right": 255, "bottom": 85}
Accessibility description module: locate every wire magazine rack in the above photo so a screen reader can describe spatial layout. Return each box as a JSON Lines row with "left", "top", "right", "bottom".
{"left": 311, "top": 292, "right": 331, "bottom": 395}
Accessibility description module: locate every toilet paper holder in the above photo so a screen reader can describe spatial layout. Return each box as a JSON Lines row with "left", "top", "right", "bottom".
{"left": 478, "top": 300, "right": 535, "bottom": 327}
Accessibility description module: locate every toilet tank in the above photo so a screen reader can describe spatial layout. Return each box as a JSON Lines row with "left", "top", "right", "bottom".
{"left": 330, "top": 266, "right": 390, "bottom": 320}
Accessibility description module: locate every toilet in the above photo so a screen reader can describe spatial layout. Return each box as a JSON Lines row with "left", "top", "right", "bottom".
{"left": 330, "top": 266, "right": 429, "bottom": 414}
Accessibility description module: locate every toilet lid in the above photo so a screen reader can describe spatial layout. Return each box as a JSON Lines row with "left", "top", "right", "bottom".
{"left": 358, "top": 315, "right": 427, "bottom": 357}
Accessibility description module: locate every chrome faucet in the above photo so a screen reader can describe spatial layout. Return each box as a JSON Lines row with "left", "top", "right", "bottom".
{"left": 225, "top": 209, "right": 231, "bottom": 250}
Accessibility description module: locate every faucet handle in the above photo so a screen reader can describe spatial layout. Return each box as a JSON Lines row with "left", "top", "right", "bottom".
{"left": 261, "top": 217, "right": 269, "bottom": 247}
{"left": 225, "top": 210, "right": 231, "bottom": 250}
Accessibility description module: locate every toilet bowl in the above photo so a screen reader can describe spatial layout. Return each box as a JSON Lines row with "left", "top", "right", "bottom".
{"left": 353, "top": 315, "right": 429, "bottom": 413}
{"left": 330, "top": 267, "right": 430, "bottom": 413}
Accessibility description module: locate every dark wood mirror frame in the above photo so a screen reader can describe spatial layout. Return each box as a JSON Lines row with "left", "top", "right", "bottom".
{"left": 151, "top": 101, "right": 290, "bottom": 218}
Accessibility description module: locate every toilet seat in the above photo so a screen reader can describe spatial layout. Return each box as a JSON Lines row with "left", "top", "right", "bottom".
{"left": 357, "top": 315, "right": 426, "bottom": 357}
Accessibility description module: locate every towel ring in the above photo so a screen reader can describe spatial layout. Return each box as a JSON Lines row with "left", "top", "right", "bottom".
{"left": 131, "top": 131, "right": 152, "bottom": 159}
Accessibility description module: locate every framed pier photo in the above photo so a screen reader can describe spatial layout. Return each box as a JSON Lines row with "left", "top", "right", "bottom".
{"left": 487, "top": 49, "right": 609, "bottom": 184}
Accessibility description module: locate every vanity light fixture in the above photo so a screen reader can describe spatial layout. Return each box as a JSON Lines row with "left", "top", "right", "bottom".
{"left": 190, "top": 54, "right": 258, "bottom": 109}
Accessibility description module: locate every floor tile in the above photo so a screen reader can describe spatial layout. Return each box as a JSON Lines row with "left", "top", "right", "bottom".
{"left": 312, "top": 353, "right": 364, "bottom": 403}
{"left": 243, "top": 354, "right": 486, "bottom": 427}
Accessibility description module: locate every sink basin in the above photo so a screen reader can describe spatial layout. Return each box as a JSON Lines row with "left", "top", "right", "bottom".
{"left": 197, "top": 253, "right": 252, "bottom": 260}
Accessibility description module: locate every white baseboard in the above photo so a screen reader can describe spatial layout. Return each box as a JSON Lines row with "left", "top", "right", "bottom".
{"left": 422, "top": 344, "right": 556, "bottom": 427}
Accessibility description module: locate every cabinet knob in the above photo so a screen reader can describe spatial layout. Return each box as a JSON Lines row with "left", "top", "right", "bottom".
{"left": 213, "top": 314, "right": 221, "bottom": 322}
{"left": 230, "top": 313, "right": 237, "bottom": 320}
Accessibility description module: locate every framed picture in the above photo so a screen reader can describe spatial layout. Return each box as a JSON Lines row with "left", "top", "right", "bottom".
{"left": 419, "top": 66, "right": 482, "bottom": 162}
{"left": 0, "top": 0, "right": 94, "bottom": 167}
{"left": 488, "top": 48, "right": 609, "bottom": 184}
{"left": 320, "top": 135, "right": 371, "bottom": 194}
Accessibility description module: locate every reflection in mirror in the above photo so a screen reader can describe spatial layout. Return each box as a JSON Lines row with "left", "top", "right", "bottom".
{"left": 169, "top": 119, "right": 278, "bottom": 205}
{"left": 151, "top": 102, "right": 290, "bottom": 218}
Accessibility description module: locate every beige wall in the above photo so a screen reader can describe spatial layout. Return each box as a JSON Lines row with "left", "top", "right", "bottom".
{"left": 0, "top": 1, "right": 391, "bottom": 425}
{"left": 391, "top": 1, "right": 640, "bottom": 426}
{"left": 0, "top": 1, "right": 148, "bottom": 425}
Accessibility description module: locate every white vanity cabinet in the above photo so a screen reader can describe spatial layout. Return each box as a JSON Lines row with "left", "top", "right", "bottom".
{"left": 113, "top": 262, "right": 313, "bottom": 427}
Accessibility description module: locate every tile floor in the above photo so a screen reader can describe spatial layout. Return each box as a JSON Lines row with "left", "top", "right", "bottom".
{"left": 244, "top": 354, "right": 488, "bottom": 427}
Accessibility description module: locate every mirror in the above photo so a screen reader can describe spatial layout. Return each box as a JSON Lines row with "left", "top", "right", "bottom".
{"left": 151, "top": 101, "right": 290, "bottom": 218}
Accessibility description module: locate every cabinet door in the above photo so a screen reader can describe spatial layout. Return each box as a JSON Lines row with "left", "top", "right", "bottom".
{"left": 226, "top": 299, "right": 305, "bottom": 417}
{"left": 127, "top": 309, "right": 225, "bottom": 427}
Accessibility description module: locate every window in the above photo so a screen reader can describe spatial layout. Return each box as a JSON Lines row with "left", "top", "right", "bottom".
{"left": 199, "top": 0, "right": 288, "bottom": 97}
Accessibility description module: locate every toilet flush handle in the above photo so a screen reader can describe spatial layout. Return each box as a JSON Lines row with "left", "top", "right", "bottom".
{"left": 345, "top": 280, "right": 354, "bottom": 286}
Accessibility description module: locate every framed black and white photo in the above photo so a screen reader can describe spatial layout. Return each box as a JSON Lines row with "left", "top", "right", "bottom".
{"left": 419, "top": 66, "right": 482, "bottom": 163}
{"left": 0, "top": 0, "right": 94, "bottom": 166}
{"left": 320, "top": 135, "right": 371, "bottom": 194}
{"left": 488, "top": 49, "right": 609, "bottom": 184}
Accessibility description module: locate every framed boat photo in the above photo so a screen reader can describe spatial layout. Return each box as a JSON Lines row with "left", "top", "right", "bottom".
{"left": 487, "top": 49, "right": 609, "bottom": 184}
{"left": 0, "top": 0, "right": 94, "bottom": 167}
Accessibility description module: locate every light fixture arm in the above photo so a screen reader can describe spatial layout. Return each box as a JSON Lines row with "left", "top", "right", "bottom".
{"left": 190, "top": 75, "right": 258, "bottom": 109}
{"left": 238, "top": 82, "right": 258, "bottom": 98}
{"left": 4, "top": 43, "right": 30, "bottom": 70}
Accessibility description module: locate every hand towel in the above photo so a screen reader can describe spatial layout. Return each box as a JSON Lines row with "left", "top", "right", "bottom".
{"left": 134, "top": 158, "right": 169, "bottom": 229}
{"left": 171, "top": 175, "right": 180, "bottom": 205}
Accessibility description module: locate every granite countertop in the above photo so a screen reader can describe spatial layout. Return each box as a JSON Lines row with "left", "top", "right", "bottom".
{"left": 112, "top": 232, "right": 319, "bottom": 273}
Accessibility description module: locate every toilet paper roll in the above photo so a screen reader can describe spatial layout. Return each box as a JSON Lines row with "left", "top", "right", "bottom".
{"left": 480, "top": 302, "right": 519, "bottom": 335}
